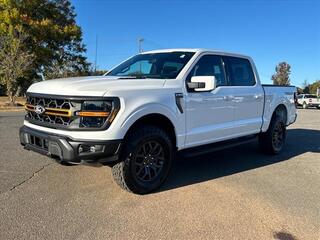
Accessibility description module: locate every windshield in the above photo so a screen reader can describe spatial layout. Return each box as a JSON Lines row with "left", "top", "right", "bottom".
{"left": 106, "top": 51, "right": 195, "bottom": 79}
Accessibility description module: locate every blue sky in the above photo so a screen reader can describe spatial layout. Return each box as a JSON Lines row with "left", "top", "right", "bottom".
{"left": 72, "top": 0, "right": 320, "bottom": 87}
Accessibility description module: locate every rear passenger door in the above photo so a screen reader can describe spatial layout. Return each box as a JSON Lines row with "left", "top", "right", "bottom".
{"left": 223, "top": 56, "right": 264, "bottom": 136}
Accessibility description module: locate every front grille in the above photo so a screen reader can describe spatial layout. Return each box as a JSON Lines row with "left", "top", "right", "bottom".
{"left": 24, "top": 93, "right": 120, "bottom": 131}
{"left": 25, "top": 96, "right": 81, "bottom": 127}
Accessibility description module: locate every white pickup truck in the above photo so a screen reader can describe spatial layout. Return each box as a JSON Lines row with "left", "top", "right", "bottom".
{"left": 20, "top": 49, "right": 297, "bottom": 194}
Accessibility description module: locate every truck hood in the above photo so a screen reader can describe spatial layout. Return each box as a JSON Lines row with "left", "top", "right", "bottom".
{"left": 27, "top": 76, "right": 166, "bottom": 96}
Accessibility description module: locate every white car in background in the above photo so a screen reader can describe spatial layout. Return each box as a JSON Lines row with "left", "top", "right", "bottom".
{"left": 297, "top": 94, "right": 320, "bottom": 109}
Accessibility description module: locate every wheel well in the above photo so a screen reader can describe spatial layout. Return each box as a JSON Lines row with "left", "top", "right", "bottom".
{"left": 272, "top": 104, "right": 287, "bottom": 123}
{"left": 124, "top": 114, "right": 177, "bottom": 148}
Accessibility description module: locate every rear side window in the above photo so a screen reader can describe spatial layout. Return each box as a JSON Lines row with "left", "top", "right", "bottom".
{"left": 224, "top": 57, "right": 255, "bottom": 86}
{"left": 187, "top": 55, "right": 227, "bottom": 87}
{"left": 306, "top": 94, "right": 317, "bottom": 98}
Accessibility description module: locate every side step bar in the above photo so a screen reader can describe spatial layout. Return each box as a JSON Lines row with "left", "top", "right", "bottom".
{"left": 179, "top": 135, "right": 258, "bottom": 158}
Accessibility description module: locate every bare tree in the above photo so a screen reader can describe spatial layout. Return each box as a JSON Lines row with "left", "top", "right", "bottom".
{"left": 43, "top": 57, "right": 87, "bottom": 80}
{"left": 302, "top": 79, "right": 310, "bottom": 93}
{"left": 0, "top": 32, "right": 34, "bottom": 104}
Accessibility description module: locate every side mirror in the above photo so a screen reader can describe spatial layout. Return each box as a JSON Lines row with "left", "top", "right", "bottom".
{"left": 187, "top": 76, "right": 216, "bottom": 92}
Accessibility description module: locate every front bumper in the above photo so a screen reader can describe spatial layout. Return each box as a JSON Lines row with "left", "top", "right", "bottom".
{"left": 20, "top": 126, "right": 122, "bottom": 164}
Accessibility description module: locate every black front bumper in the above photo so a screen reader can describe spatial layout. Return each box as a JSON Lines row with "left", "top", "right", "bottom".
{"left": 20, "top": 126, "right": 122, "bottom": 164}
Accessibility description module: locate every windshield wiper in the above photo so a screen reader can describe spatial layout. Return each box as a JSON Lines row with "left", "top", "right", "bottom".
{"left": 117, "top": 75, "right": 147, "bottom": 79}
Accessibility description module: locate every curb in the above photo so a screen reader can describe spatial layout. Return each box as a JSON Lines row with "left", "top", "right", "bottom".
{"left": 0, "top": 108, "right": 25, "bottom": 112}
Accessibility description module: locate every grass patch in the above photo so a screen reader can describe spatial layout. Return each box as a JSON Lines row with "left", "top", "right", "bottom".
{"left": 0, "top": 96, "right": 26, "bottom": 111}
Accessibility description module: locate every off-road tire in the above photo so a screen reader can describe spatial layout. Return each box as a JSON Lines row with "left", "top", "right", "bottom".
{"left": 302, "top": 102, "right": 307, "bottom": 109}
{"left": 112, "top": 125, "right": 173, "bottom": 194}
{"left": 259, "top": 109, "right": 287, "bottom": 155}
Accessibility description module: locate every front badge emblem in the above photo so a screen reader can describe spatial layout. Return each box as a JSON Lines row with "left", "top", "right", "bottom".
{"left": 35, "top": 105, "right": 45, "bottom": 115}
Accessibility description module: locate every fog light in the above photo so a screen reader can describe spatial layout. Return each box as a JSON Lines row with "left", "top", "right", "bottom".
{"left": 90, "top": 146, "right": 96, "bottom": 152}
{"left": 78, "top": 144, "right": 104, "bottom": 154}
{"left": 92, "top": 145, "right": 104, "bottom": 152}
{"left": 78, "top": 145, "right": 84, "bottom": 153}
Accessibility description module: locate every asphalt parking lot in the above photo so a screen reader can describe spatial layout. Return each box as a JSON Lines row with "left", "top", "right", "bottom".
{"left": 0, "top": 109, "right": 319, "bottom": 240}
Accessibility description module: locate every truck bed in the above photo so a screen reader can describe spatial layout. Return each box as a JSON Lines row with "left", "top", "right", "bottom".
{"left": 261, "top": 84, "right": 297, "bottom": 132}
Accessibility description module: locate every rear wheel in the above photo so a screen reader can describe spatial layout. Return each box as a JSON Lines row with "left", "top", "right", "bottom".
{"left": 112, "top": 125, "right": 173, "bottom": 194}
{"left": 259, "top": 109, "right": 287, "bottom": 155}
{"left": 302, "top": 102, "right": 308, "bottom": 109}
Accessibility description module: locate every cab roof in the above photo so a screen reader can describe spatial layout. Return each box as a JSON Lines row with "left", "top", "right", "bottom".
{"left": 141, "top": 48, "right": 251, "bottom": 59}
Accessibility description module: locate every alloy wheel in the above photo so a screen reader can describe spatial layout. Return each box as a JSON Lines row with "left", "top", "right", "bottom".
{"left": 133, "top": 140, "right": 165, "bottom": 182}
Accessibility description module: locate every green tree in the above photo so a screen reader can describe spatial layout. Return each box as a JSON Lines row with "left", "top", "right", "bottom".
{"left": 87, "top": 66, "right": 108, "bottom": 76}
{"left": 296, "top": 87, "right": 303, "bottom": 94}
{"left": 309, "top": 80, "right": 320, "bottom": 95}
{"left": 271, "top": 62, "right": 291, "bottom": 86}
{"left": 0, "top": 0, "right": 90, "bottom": 93}
{"left": 0, "top": 31, "right": 33, "bottom": 104}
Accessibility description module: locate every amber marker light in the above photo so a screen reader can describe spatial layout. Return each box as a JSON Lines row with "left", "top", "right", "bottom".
{"left": 76, "top": 111, "right": 110, "bottom": 117}
{"left": 25, "top": 103, "right": 35, "bottom": 111}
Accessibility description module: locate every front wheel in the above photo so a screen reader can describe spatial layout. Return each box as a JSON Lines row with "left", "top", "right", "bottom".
{"left": 259, "top": 117, "right": 286, "bottom": 155}
{"left": 112, "top": 125, "right": 173, "bottom": 194}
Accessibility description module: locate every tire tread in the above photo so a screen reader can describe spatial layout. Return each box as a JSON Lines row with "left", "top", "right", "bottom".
{"left": 111, "top": 125, "right": 172, "bottom": 194}
{"left": 259, "top": 112, "right": 286, "bottom": 155}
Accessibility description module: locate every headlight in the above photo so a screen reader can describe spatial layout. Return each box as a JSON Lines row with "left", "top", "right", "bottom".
{"left": 76, "top": 100, "right": 119, "bottom": 128}
{"left": 81, "top": 101, "right": 112, "bottom": 113}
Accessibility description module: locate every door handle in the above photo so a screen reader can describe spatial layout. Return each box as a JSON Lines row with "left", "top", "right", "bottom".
{"left": 254, "top": 94, "right": 263, "bottom": 100}
{"left": 223, "top": 95, "right": 234, "bottom": 101}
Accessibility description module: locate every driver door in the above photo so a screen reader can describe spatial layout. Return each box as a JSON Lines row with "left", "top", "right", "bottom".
{"left": 184, "top": 55, "right": 235, "bottom": 148}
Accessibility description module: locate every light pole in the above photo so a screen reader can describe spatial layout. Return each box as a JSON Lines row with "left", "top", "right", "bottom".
{"left": 94, "top": 35, "right": 98, "bottom": 72}
{"left": 137, "top": 38, "right": 144, "bottom": 53}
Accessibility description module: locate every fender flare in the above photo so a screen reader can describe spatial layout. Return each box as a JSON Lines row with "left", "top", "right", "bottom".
{"left": 117, "top": 103, "right": 182, "bottom": 145}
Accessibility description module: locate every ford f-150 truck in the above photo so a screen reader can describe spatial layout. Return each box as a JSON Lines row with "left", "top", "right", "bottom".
{"left": 20, "top": 49, "right": 297, "bottom": 194}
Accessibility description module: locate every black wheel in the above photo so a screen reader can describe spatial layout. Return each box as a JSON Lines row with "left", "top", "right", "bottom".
{"left": 259, "top": 110, "right": 287, "bottom": 155}
{"left": 60, "top": 161, "right": 79, "bottom": 166}
{"left": 112, "top": 125, "right": 173, "bottom": 194}
{"left": 302, "top": 102, "right": 307, "bottom": 109}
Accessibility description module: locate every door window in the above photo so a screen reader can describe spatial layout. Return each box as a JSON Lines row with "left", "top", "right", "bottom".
{"left": 187, "top": 55, "right": 227, "bottom": 87}
{"left": 224, "top": 57, "right": 255, "bottom": 86}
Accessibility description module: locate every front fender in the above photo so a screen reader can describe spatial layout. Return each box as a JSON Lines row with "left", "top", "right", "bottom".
{"left": 118, "top": 103, "right": 185, "bottom": 148}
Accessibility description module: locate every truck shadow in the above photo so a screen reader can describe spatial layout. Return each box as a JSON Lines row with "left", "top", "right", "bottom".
{"left": 159, "top": 128, "right": 320, "bottom": 192}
